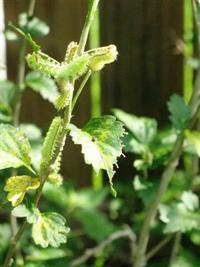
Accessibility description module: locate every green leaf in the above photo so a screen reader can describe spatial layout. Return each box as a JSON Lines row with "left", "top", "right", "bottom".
{"left": 69, "top": 116, "right": 126, "bottom": 196}
{"left": 185, "top": 130, "right": 200, "bottom": 157}
{"left": 12, "top": 204, "right": 31, "bottom": 218}
{"left": 26, "top": 246, "right": 68, "bottom": 261}
{"left": 181, "top": 191, "right": 199, "bottom": 211}
{"left": 0, "top": 224, "right": 11, "bottom": 252}
{"left": 4, "top": 176, "right": 40, "bottom": 206}
{"left": 32, "top": 212, "right": 70, "bottom": 248}
{"left": 163, "top": 202, "right": 200, "bottom": 233}
{"left": 0, "top": 124, "right": 32, "bottom": 170}
{"left": 167, "top": 94, "right": 192, "bottom": 130}
{"left": 0, "top": 80, "right": 17, "bottom": 105}
{"left": 113, "top": 109, "right": 157, "bottom": 145}
{"left": 18, "top": 13, "right": 49, "bottom": 37}
{"left": 25, "top": 71, "right": 59, "bottom": 104}
{"left": 171, "top": 250, "right": 200, "bottom": 267}
{"left": 74, "top": 208, "right": 116, "bottom": 242}
{"left": 0, "top": 80, "right": 17, "bottom": 123}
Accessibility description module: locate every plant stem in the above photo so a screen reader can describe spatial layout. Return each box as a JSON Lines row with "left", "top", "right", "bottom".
{"left": 168, "top": 232, "right": 182, "bottom": 267}
{"left": 146, "top": 235, "right": 173, "bottom": 261}
{"left": 71, "top": 227, "right": 136, "bottom": 267}
{"left": 89, "top": 6, "right": 103, "bottom": 190}
{"left": 13, "top": 0, "right": 36, "bottom": 126}
{"left": 71, "top": 70, "right": 92, "bottom": 112}
{"left": 3, "top": 1, "right": 100, "bottom": 266}
{"left": 78, "top": 0, "right": 100, "bottom": 55}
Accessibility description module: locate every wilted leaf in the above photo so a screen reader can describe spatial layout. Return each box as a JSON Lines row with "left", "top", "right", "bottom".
{"left": 69, "top": 116, "right": 126, "bottom": 196}
{"left": 32, "top": 212, "right": 70, "bottom": 248}
{"left": 4, "top": 176, "right": 40, "bottom": 206}
{"left": 0, "top": 124, "right": 32, "bottom": 170}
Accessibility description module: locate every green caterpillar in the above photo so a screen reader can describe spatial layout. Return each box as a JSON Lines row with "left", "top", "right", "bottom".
{"left": 87, "top": 44, "right": 118, "bottom": 71}
{"left": 40, "top": 117, "right": 64, "bottom": 173}
{"left": 26, "top": 52, "right": 61, "bottom": 78}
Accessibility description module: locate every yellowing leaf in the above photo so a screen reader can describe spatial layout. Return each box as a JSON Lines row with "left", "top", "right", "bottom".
{"left": 4, "top": 175, "right": 40, "bottom": 206}
{"left": 32, "top": 212, "right": 70, "bottom": 248}
{"left": 185, "top": 130, "right": 200, "bottom": 157}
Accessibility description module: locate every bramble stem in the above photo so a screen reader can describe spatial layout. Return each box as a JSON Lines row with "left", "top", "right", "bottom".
{"left": 3, "top": 1, "right": 100, "bottom": 266}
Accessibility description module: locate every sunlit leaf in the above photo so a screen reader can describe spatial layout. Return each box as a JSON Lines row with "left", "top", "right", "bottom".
{"left": 163, "top": 202, "right": 200, "bottom": 233}
{"left": 0, "top": 124, "right": 32, "bottom": 170}
{"left": 32, "top": 212, "right": 70, "bottom": 248}
{"left": 69, "top": 116, "right": 126, "bottom": 196}
{"left": 185, "top": 130, "right": 200, "bottom": 157}
{"left": 4, "top": 176, "right": 40, "bottom": 206}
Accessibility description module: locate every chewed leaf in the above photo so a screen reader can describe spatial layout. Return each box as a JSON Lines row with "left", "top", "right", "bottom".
{"left": 0, "top": 124, "right": 32, "bottom": 171}
{"left": 32, "top": 212, "right": 70, "bottom": 248}
{"left": 4, "top": 176, "right": 40, "bottom": 206}
{"left": 69, "top": 116, "right": 126, "bottom": 196}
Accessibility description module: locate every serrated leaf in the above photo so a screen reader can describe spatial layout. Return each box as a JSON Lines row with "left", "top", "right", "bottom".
{"left": 4, "top": 176, "right": 40, "bottom": 206}
{"left": 0, "top": 124, "right": 32, "bottom": 170}
{"left": 69, "top": 116, "right": 126, "bottom": 196}
{"left": 167, "top": 94, "right": 192, "bottom": 130}
{"left": 25, "top": 71, "right": 59, "bottom": 104}
{"left": 185, "top": 130, "right": 200, "bottom": 157}
{"left": 18, "top": 13, "right": 49, "bottom": 37}
{"left": 32, "top": 212, "right": 70, "bottom": 248}
{"left": 113, "top": 109, "right": 157, "bottom": 145}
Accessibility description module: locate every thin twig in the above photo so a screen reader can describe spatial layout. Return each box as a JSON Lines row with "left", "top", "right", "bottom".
{"left": 168, "top": 232, "right": 182, "bottom": 267}
{"left": 71, "top": 70, "right": 92, "bottom": 112}
{"left": 146, "top": 235, "right": 173, "bottom": 261}
{"left": 71, "top": 227, "right": 136, "bottom": 267}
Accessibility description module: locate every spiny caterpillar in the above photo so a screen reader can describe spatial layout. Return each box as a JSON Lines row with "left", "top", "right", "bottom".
{"left": 56, "top": 54, "right": 90, "bottom": 81}
{"left": 26, "top": 52, "right": 61, "bottom": 79}
{"left": 55, "top": 82, "right": 73, "bottom": 110}
{"left": 86, "top": 44, "right": 118, "bottom": 71}
{"left": 40, "top": 117, "right": 64, "bottom": 173}
{"left": 64, "top": 41, "right": 78, "bottom": 63}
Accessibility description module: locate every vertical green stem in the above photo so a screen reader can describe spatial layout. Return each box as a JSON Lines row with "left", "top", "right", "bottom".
{"left": 89, "top": 7, "right": 103, "bottom": 190}
{"left": 184, "top": 0, "right": 193, "bottom": 102}
{"left": 78, "top": 0, "right": 100, "bottom": 55}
